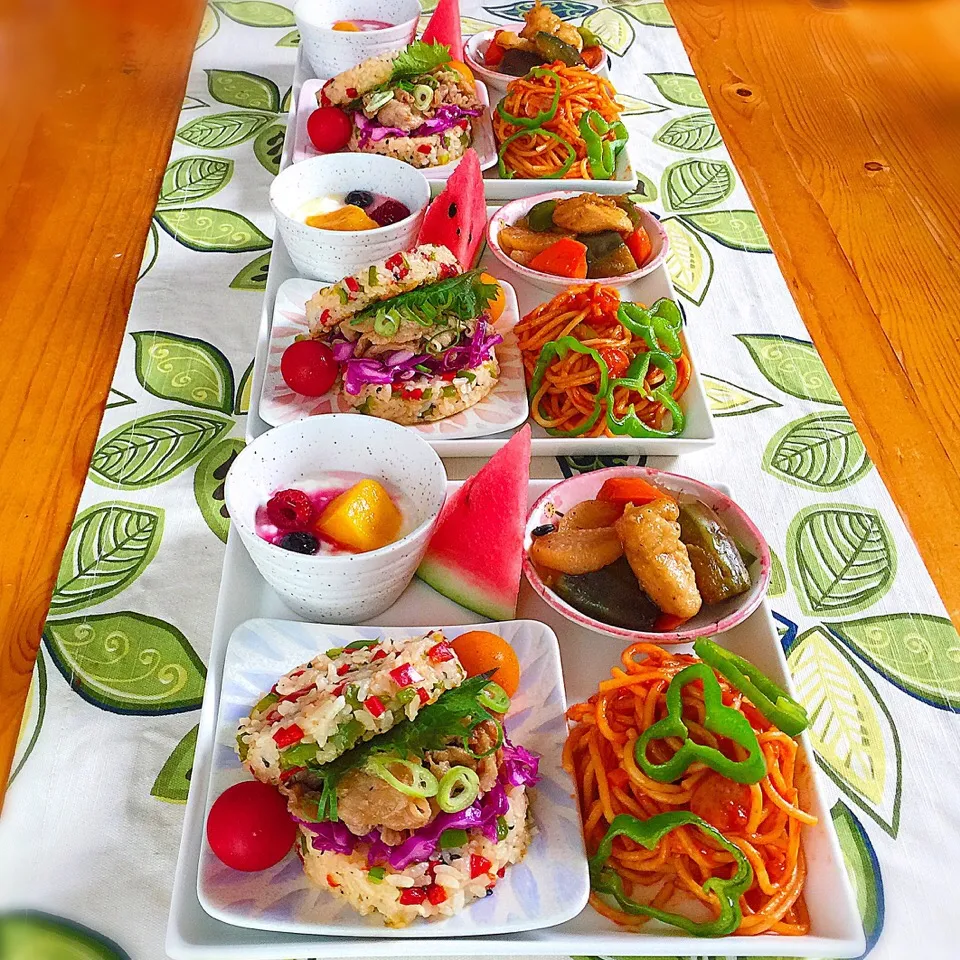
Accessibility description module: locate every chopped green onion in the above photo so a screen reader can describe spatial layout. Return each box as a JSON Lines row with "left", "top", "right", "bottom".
{"left": 415, "top": 364, "right": 432, "bottom": 374}
{"left": 368, "top": 265, "right": 379, "bottom": 286}
{"left": 413, "top": 83, "right": 433, "bottom": 111}
{"left": 325, "top": 647, "right": 343, "bottom": 658}
{"left": 442, "top": 385, "right": 457, "bottom": 398}
{"left": 440, "top": 828, "right": 469, "bottom": 850}
{"left": 236, "top": 731, "right": 248, "bottom": 761}
{"left": 346, "top": 639, "right": 379, "bottom": 650}
{"left": 478, "top": 682, "right": 510, "bottom": 714}
{"left": 280, "top": 741, "right": 318, "bottom": 769}
{"left": 365, "top": 757, "right": 439, "bottom": 798}
{"left": 437, "top": 766, "right": 480, "bottom": 813}
{"left": 254, "top": 692, "right": 279, "bottom": 714}
{"left": 368, "top": 866, "right": 386, "bottom": 883}
{"left": 395, "top": 687, "right": 417, "bottom": 706}
{"left": 366, "top": 89, "right": 395, "bottom": 112}
{"left": 344, "top": 684, "right": 362, "bottom": 710}
{"left": 462, "top": 717, "right": 504, "bottom": 759}
{"left": 337, "top": 286, "right": 349, "bottom": 305}
{"left": 460, "top": 370, "right": 476, "bottom": 382}
{"left": 496, "top": 816, "right": 509, "bottom": 842}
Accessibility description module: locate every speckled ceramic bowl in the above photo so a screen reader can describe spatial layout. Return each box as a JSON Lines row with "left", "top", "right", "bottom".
{"left": 269, "top": 153, "right": 430, "bottom": 281}
{"left": 225, "top": 415, "right": 446, "bottom": 623}
{"left": 295, "top": 0, "right": 420, "bottom": 78}
{"left": 487, "top": 191, "right": 669, "bottom": 292}
{"left": 523, "top": 467, "right": 771, "bottom": 644}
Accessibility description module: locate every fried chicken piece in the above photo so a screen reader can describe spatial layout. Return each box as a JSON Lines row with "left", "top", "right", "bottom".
{"left": 552, "top": 194, "right": 634, "bottom": 236}
{"left": 520, "top": 1, "right": 583, "bottom": 50}
{"left": 615, "top": 499, "right": 702, "bottom": 620}
{"left": 335, "top": 767, "right": 432, "bottom": 837}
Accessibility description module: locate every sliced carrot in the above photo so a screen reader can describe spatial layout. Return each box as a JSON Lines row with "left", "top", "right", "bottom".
{"left": 596, "top": 476, "right": 670, "bottom": 507}
{"left": 529, "top": 237, "right": 588, "bottom": 279}
{"left": 625, "top": 226, "right": 652, "bottom": 267}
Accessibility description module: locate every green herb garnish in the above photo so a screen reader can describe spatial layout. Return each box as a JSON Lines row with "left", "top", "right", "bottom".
{"left": 391, "top": 40, "right": 451, "bottom": 81}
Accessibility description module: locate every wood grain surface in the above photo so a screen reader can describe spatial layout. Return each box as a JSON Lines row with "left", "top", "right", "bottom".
{"left": 3, "top": 0, "right": 960, "bottom": 803}
{"left": 0, "top": 0, "right": 204, "bottom": 793}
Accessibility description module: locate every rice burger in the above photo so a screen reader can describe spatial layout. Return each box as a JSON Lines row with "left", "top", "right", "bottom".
{"left": 305, "top": 245, "right": 503, "bottom": 426}
{"left": 237, "top": 631, "right": 539, "bottom": 926}
{"left": 319, "top": 40, "right": 483, "bottom": 169}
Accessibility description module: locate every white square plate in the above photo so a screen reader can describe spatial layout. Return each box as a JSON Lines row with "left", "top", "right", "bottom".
{"left": 167, "top": 480, "right": 864, "bottom": 959}
{"left": 257, "top": 276, "right": 529, "bottom": 439}
{"left": 197, "top": 619, "right": 588, "bottom": 937}
{"left": 291, "top": 78, "right": 498, "bottom": 179}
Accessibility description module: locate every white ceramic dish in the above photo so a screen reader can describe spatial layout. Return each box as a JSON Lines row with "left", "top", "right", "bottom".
{"left": 197, "top": 618, "right": 589, "bottom": 936}
{"left": 245, "top": 220, "right": 716, "bottom": 456}
{"left": 291, "top": 78, "right": 498, "bottom": 180}
{"left": 224, "top": 415, "right": 446, "bottom": 622}
{"left": 295, "top": 0, "right": 420, "bottom": 78}
{"left": 257, "top": 277, "right": 529, "bottom": 440}
{"left": 463, "top": 30, "right": 606, "bottom": 95}
{"left": 167, "top": 479, "right": 865, "bottom": 959}
{"left": 269, "top": 154, "right": 430, "bottom": 282}
{"left": 487, "top": 191, "right": 669, "bottom": 291}
{"left": 523, "top": 466, "right": 772, "bottom": 643}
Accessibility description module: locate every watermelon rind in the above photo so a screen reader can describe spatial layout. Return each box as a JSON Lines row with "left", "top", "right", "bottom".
{"left": 417, "top": 558, "right": 516, "bottom": 622}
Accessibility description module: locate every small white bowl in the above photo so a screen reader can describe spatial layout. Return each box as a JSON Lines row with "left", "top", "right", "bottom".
{"left": 487, "top": 191, "right": 669, "bottom": 292}
{"left": 225, "top": 415, "right": 447, "bottom": 623}
{"left": 464, "top": 30, "right": 605, "bottom": 95}
{"left": 523, "top": 466, "right": 771, "bottom": 644}
{"left": 269, "top": 153, "right": 430, "bottom": 281}
{"left": 295, "top": 0, "right": 420, "bottom": 78}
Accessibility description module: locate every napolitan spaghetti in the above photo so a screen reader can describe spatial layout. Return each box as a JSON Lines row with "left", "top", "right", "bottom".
{"left": 515, "top": 284, "right": 691, "bottom": 438}
{"left": 493, "top": 63, "right": 626, "bottom": 180}
{"left": 564, "top": 643, "right": 816, "bottom": 936}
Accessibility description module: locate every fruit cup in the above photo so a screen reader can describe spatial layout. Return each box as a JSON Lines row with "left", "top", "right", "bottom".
{"left": 225, "top": 415, "right": 446, "bottom": 622}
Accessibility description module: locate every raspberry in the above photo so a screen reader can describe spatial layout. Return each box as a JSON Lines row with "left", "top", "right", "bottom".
{"left": 369, "top": 199, "right": 411, "bottom": 227}
{"left": 267, "top": 489, "right": 314, "bottom": 531}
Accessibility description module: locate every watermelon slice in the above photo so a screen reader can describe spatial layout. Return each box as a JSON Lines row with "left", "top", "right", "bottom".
{"left": 421, "top": 0, "right": 463, "bottom": 60}
{"left": 417, "top": 426, "right": 531, "bottom": 620}
{"left": 416, "top": 147, "right": 486, "bottom": 269}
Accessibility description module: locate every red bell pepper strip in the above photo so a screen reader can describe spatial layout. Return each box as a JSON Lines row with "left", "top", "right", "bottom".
{"left": 428, "top": 641, "right": 454, "bottom": 663}
{"left": 625, "top": 226, "right": 652, "bottom": 267}
{"left": 470, "top": 854, "right": 492, "bottom": 879}
{"left": 272, "top": 724, "right": 305, "bottom": 748}
{"left": 364, "top": 695, "right": 386, "bottom": 718}
{"left": 399, "top": 886, "right": 427, "bottom": 905}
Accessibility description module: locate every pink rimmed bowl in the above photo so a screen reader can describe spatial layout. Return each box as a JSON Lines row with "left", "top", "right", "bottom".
{"left": 486, "top": 191, "right": 669, "bottom": 292}
{"left": 522, "top": 466, "right": 771, "bottom": 644}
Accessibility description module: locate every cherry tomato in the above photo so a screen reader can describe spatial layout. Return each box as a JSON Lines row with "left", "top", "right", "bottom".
{"left": 479, "top": 272, "right": 506, "bottom": 323}
{"left": 281, "top": 340, "right": 338, "bottom": 396}
{"left": 599, "top": 347, "right": 631, "bottom": 378}
{"left": 307, "top": 107, "right": 353, "bottom": 153}
{"left": 206, "top": 780, "right": 296, "bottom": 871}
{"left": 689, "top": 771, "right": 751, "bottom": 833}
{"left": 451, "top": 631, "right": 521, "bottom": 698}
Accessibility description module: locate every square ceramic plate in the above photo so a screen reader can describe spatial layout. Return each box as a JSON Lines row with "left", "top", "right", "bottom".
{"left": 245, "top": 221, "right": 716, "bottom": 456}
{"left": 167, "top": 480, "right": 864, "bottom": 959}
{"left": 291, "top": 78, "right": 498, "bottom": 179}
{"left": 257, "top": 276, "right": 529, "bottom": 438}
{"left": 197, "top": 619, "right": 588, "bottom": 937}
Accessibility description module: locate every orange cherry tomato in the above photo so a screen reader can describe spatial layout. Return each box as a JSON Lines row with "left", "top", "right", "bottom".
{"left": 479, "top": 272, "right": 506, "bottom": 322}
{"left": 689, "top": 772, "right": 751, "bottom": 833}
{"left": 446, "top": 60, "right": 476, "bottom": 89}
{"left": 451, "top": 631, "right": 521, "bottom": 698}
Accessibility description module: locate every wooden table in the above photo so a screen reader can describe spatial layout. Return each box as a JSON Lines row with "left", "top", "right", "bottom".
{"left": 1, "top": 0, "right": 958, "bottom": 798}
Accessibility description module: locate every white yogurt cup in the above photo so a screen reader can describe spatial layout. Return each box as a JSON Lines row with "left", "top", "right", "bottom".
{"left": 270, "top": 153, "right": 430, "bottom": 281}
{"left": 225, "top": 415, "right": 447, "bottom": 623}
{"left": 295, "top": 0, "right": 420, "bottom": 78}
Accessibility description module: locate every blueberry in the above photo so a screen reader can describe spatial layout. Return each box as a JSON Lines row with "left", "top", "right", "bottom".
{"left": 532, "top": 524, "right": 556, "bottom": 538}
{"left": 278, "top": 531, "right": 319, "bottom": 554}
{"left": 345, "top": 190, "right": 374, "bottom": 209}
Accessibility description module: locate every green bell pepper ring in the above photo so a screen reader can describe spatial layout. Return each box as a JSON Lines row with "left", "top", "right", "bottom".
{"left": 497, "top": 127, "right": 576, "bottom": 180}
{"left": 529, "top": 336, "right": 609, "bottom": 436}
{"left": 605, "top": 351, "right": 686, "bottom": 439}
{"left": 617, "top": 299, "right": 684, "bottom": 358}
{"left": 634, "top": 662, "right": 767, "bottom": 784}
{"left": 590, "top": 811, "right": 753, "bottom": 937}
{"left": 693, "top": 639, "right": 809, "bottom": 737}
{"left": 579, "top": 109, "right": 629, "bottom": 180}
{"left": 496, "top": 69, "right": 563, "bottom": 130}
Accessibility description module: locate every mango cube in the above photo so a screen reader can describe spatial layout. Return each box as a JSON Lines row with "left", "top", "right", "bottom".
{"left": 316, "top": 479, "right": 402, "bottom": 552}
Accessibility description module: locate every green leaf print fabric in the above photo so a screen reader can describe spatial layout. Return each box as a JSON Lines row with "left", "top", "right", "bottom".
{"left": 1, "top": 3, "right": 957, "bottom": 959}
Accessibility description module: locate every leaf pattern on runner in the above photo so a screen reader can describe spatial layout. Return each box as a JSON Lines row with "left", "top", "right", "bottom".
{"left": 768, "top": 549, "right": 786, "bottom": 597}
{"left": 787, "top": 504, "right": 896, "bottom": 617}
{"left": 235, "top": 359, "right": 255, "bottom": 413}
{"left": 701, "top": 374, "right": 781, "bottom": 417}
{"left": 206, "top": 68, "right": 280, "bottom": 111}
{"left": 49, "top": 502, "right": 164, "bottom": 614}
{"left": 831, "top": 799, "right": 886, "bottom": 955}
{"left": 663, "top": 158, "right": 735, "bottom": 212}
{"left": 620, "top": 2, "right": 673, "bottom": 28}
{"left": 646, "top": 71, "right": 708, "bottom": 108}
{"left": 628, "top": 173, "right": 658, "bottom": 203}
{"left": 214, "top": 0, "right": 295, "bottom": 27}
{"left": 131, "top": 331, "right": 235, "bottom": 413}
{"left": 829, "top": 614, "right": 960, "bottom": 712}
{"left": 44, "top": 612, "right": 206, "bottom": 715}
{"left": 483, "top": 1, "right": 597, "bottom": 20}
{"left": 662, "top": 216, "right": 713, "bottom": 305}
{"left": 615, "top": 93, "right": 666, "bottom": 116}
{"left": 155, "top": 207, "right": 272, "bottom": 253}
{"left": 653, "top": 112, "right": 721, "bottom": 152}
{"left": 253, "top": 123, "right": 285, "bottom": 175}
{"left": 195, "top": 437, "right": 245, "bottom": 542}
{"left": 157, "top": 156, "right": 233, "bottom": 207}
{"left": 106, "top": 389, "right": 136, "bottom": 410}
{"left": 786, "top": 626, "right": 902, "bottom": 837}
{"left": 0, "top": 911, "right": 131, "bottom": 960}
{"left": 230, "top": 251, "right": 271, "bottom": 290}
{"left": 557, "top": 455, "right": 644, "bottom": 478}
{"left": 90, "top": 410, "right": 233, "bottom": 490}
{"left": 276, "top": 29, "right": 299, "bottom": 47}
{"left": 581, "top": 8, "right": 634, "bottom": 55}
{"left": 735, "top": 333, "right": 843, "bottom": 405}
{"left": 681, "top": 210, "right": 772, "bottom": 253}
{"left": 151, "top": 725, "right": 199, "bottom": 804}
{"left": 176, "top": 110, "right": 274, "bottom": 149}
{"left": 196, "top": 4, "right": 219, "bottom": 49}
{"left": 764, "top": 411, "right": 872, "bottom": 492}
{"left": 138, "top": 221, "right": 159, "bottom": 280}
{"left": 9, "top": 648, "right": 46, "bottom": 787}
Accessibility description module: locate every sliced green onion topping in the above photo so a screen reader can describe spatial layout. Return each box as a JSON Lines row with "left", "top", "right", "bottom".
{"left": 462, "top": 717, "right": 504, "bottom": 759}
{"left": 413, "top": 83, "right": 433, "bottom": 110}
{"left": 496, "top": 816, "right": 509, "bottom": 842}
{"left": 479, "top": 682, "right": 510, "bottom": 713}
{"left": 439, "top": 828, "right": 469, "bottom": 850}
{"left": 365, "top": 757, "right": 439, "bottom": 798}
{"left": 368, "top": 866, "right": 386, "bottom": 883}
{"left": 254, "top": 691, "right": 279, "bottom": 714}
{"left": 437, "top": 766, "right": 480, "bottom": 813}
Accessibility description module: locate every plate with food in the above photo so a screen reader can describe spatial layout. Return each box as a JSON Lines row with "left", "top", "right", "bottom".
{"left": 197, "top": 619, "right": 588, "bottom": 936}
{"left": 524, "top": 466, "right": 771, "bottom": 642}
{"left": 488, "top": 191, "right": 668, "bottom": 289}
{"left": 463, "top": 0, "right": 606, "bottom": 93}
